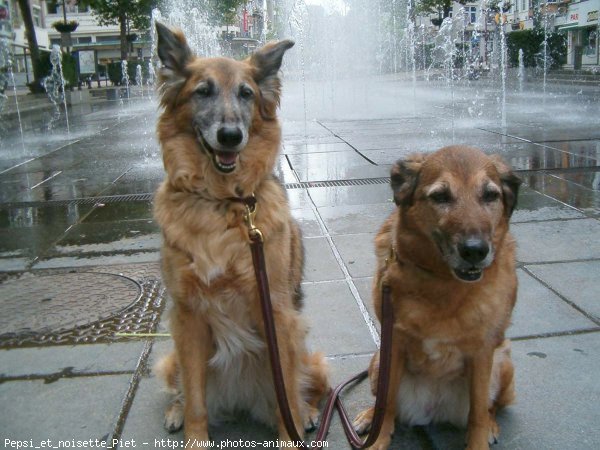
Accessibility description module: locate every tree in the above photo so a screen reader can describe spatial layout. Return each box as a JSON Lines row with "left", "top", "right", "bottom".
{"left": 16, "top": 0, "right": 46, "bottom": 92}
{"left": 78, "top": 0, "right": 156, "bottom": 60}
{"left": 209, "top": 0, "right": 246, "bottom": 25}
{"left": 415, "top": 0, "right": 467, "bottom": 22}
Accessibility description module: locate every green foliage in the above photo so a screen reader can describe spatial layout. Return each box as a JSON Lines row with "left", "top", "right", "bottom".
{"left": 61, "top": 52, "right": 78, "bottom": 87}
{"left": 507, "top": 29, "right": 567, "bottom": 69}
{"left": 414, "top": 0, "right": 466, "bottom": 18}
{"left": 52, "top": 20, "right": 79, "bottom": 33}
{"left": 106, "top": 60, "right": 149, "bottom": 85}
{"left": 39, "top": 51, "right": 78, "bottom": 88}
{"left": 78, "top": 0, "right": 156, "bottom": 30}
{"left": 209, "top": 0, "right": 246, "bottom": 25}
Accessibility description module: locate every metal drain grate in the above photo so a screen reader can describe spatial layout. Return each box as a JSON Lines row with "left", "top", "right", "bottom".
{"left": 0, "top": 265, "right": 166, "bottom": 349}
{"left": 2, "top": 193, "right": 154, "bottom": 209}
{"left": 0, "top": 178, "right": 391, "bottom": 209}
{"left": 288, "top": 177, "right": 390, "bottom": 189}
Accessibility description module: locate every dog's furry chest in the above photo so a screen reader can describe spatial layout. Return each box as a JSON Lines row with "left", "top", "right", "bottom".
{"left": 187, "top": 228, "right": 247, "bottom": 285}
{"left": 198, "top": 292, "right": 265, "bottom": 369}
{"left": 404, "top": 337, "right": 466, "bottom": 379}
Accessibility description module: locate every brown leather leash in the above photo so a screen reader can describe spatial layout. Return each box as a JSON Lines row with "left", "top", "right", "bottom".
{"left": 241, "top": 196, "right": 394, "bottom": 448}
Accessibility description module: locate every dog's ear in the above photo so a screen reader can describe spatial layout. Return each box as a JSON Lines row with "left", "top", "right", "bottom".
{"left": 156, "top": 22, "right": 192, "bottom": 80}
{"left": 491, "top": 156, "right": 522, "bottom": 218}
{"left": 391, "top": 154, "right": 425, "bottom": 206}
{"left": 250, "top": 40, "right": 295, "bottom": 119}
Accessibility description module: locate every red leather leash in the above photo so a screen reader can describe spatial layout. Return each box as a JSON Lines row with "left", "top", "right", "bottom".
{"left": 243, "top": 199, "right": 394, "bottom": 448}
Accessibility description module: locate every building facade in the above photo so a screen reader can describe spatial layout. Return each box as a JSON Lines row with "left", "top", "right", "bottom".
{"left": 558, "top": 0, "right": 599, "bottom": 68}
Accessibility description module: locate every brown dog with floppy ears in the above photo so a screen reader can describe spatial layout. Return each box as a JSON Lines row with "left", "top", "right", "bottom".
{"left": 353, "top": 146, "right": 521, "bottom": 450}
{"left": 152, "top": 23, "right": 328, "bottom": 448}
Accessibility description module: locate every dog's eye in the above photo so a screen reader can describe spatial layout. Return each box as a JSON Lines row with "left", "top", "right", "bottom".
{"left": 196, "top": 84, "right": 212, "bottom": 97}
{"left": 428, "top": 190, "right": 452, "bottom": 204}
{"left": 482, "top": 189, "right": 501, "bottom": 203}
{"left": 239, "top": 86, "right": 254, "bottom": 100}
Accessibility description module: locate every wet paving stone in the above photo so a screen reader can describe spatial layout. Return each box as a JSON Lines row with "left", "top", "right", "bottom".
{"left": 303, "top": 281, "right": 376, "bottom": 356}
{"left": 288, "top": 150, "right": 373, "bottom": 173}
{"left": 303, "top": 237, "right": 344, "bottom": 282}
{"left": 426, "top": 332, "right": 600, "bottom": 449}
{"left": 0, "top": 374, "right": 131, "bottom": 445}
{"left": 331, "top": 233, "right": 377, "bottom": 278}
{"left": 286, "top": 188, "right": 312, "bottom": 210}
{"left": 318, "top": 203, "right": 394, "bottom": 235}
{"left": 550, "top": 170, "right": 600, "bottom": 192}
{"left": 512, "top": 189, "right": 585, "bottom": 222}
{"left": 273, "top": 155, "right": 297, "bottom": 184}
{"left": 522, "top": 173, "right": 600, "bottom": 216}
{"left": 509, "top": 269, "right": 598, "bottom": 338}
{"left": 308, "top": 184, "right": 392, "bottom": 207}
{"left": 291, "top": 208, "right": 323, "bottom": 238}
{"left": 49, "top": 219, "right": 161, "bottom": 255}
{"left": 0, "top": 225, "right": 67, "bottom": 263}
{"left": 526, "top": 260, "right": 600, "bottom": 322}
{"left": 33, "top": 251, "right": 161, "bottom": 269}
{"left": 0, "top": 342, "right": 145, "bottom": 378}
{"left": 82, "top": 201, "right": 154, "bottom": 223}
{"left": 283, "top": 141, "right": 356, "bottom": 155}
{"left": 512, "top": 218, "right": 600, "bottom": 263}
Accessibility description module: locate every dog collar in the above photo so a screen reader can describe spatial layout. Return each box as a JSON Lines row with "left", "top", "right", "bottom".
{"left": 226, "top": 194, "right": 257, "bottom": 209}
{"left": 387, "top": 244, "right": 435, "bottom": 277}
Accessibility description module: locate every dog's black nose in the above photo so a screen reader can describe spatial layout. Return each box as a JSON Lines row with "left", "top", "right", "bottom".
{"left": 217, "top": 126, "right": 243, "bottom": 147}
{"left": 458, "top": 238, "right": 489, "bottom": 264}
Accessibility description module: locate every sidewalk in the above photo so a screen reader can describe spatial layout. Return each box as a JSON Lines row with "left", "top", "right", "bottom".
{"left": 0, "top": 77, "right": 599, "bottom": 449}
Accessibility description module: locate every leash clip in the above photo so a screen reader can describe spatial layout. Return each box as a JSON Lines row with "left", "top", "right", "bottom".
{"left": 243, "top": 199, "right": 263, "bottom": 242}
{"left": 385, "top": 246, "right": 396, "bottom": 269}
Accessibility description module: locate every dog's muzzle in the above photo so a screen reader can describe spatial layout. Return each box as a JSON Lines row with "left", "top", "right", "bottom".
{"left": 195, "top": 126, "right": 243, "bottom": 174}
{"left": 452, "top": 237, "right": 491, "bottom": 282}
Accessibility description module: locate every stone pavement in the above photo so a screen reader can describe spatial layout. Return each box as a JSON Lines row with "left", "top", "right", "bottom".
{"left": 0, "top": 77, "right": 599, "bottom": 449}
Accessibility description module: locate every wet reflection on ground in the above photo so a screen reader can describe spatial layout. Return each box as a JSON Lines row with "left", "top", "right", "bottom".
{"left": 0, "top": 78, "right": 598, "bottom": 270}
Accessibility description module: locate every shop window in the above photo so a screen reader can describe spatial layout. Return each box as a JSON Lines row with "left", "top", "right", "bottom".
{"left": 32, "top": 5, "right": 42, "bottom": 27}
{"left": 96, "top": 35, "right": 120, "bottom": 42}
{"left": 583, "top": 28, "right": 597, "bottom": 57}
{"left": 468, "top": 6, "right": 477, "bottom": 24}
{"left": 46, "top": 1, "right": 58, "bottom": 14}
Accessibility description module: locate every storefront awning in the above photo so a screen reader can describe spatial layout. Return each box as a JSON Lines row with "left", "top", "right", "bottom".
{"left": 558, "top": 24, "right": 580, "bottom": 31}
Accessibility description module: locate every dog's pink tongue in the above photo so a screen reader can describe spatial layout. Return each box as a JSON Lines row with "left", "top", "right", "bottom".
{"left": 216, "top": 151, "right": 237, "bottom": 165}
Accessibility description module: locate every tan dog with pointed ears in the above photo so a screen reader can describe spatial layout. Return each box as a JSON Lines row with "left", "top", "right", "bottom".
{"left": 152, "top": 23, "right": 328, "bottom": 448}
{"left": 354, "top": 146, "right": 521, "bottom": 450}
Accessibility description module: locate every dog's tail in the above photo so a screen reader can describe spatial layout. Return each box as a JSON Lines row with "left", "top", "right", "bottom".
{"left": 154, "top": 350, "right": 180, "bottom": 394}
{"left": 494, "top": 339, "right": 516, "bottom": 408}
{"left": 302, "top": 351, "right": 330, "bottom": 407}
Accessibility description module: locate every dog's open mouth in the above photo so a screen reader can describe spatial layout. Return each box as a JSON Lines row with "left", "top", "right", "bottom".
{"left": 453, "top": 267, "right": 483, "bottom": 282}
{"left": 196, "top": 130, "right": 239, "bottom": 174}
{"left": 213, "top": 150, "right": 239, "bottom": 173}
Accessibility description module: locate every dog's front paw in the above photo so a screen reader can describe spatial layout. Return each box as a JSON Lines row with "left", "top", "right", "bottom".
{"left": 366, "top": 435, "right": 392, "bottom": 450}
{"left": 353, "top": 406, "right": 374, "bottom": 435}
{"left": 466, "top": 424, "right": 496, "bottom": 450}
{"left": 164, "top": 400, "right": 184, "bottom": 433}
{"left": 303, "top": 406, "right": 319, "bottom": 432}
{"left": 488, "top": 416, "right": 500, "bottom": 445}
